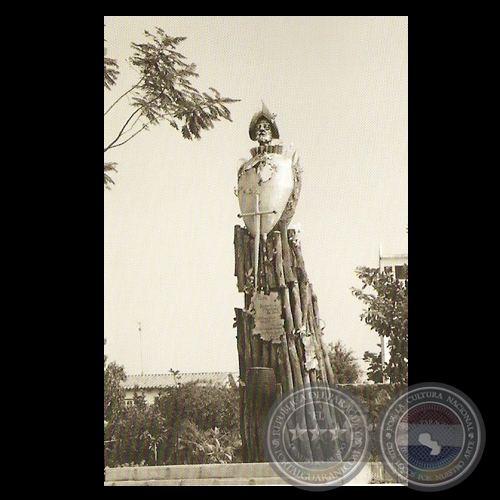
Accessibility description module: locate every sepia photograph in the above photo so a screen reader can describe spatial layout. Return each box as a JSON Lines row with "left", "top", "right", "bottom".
{"left": 104, "top": 16, "right": 410, "bottom": 487}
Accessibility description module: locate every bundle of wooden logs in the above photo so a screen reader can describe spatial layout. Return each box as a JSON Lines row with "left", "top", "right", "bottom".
{"left": 234, "top": 222, "right": 338, "bottom": 462}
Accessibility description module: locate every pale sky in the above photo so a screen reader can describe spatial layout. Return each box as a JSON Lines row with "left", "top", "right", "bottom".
{"left": 104, "top": 16, "right": 408, "bottom": 379}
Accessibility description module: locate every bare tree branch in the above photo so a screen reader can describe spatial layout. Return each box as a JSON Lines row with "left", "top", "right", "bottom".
{"left": 107, "top": 122, "right": 150, "bottom": 150}
{"left": 104, "top": 77, "right": 145, "bottom": 117}
{"left": 104, "top": 106, "right": 144, "bottom": 153}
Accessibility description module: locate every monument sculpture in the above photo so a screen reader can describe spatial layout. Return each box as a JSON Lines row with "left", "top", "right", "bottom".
{"left": 234, "top": 103, "right": 337, "bottom": 462}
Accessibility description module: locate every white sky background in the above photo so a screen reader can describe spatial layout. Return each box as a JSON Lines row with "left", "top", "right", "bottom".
{"left": 104, "top": 16, "right": 408, "bottom": 379}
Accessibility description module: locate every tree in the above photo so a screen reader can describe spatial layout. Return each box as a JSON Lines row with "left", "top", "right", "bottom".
{"left": 153, "top": 380, "right": 240, "bottom": 465}
{"left": 104, "top": 342, "right": 127, "bottom": 467}
{"left": 103, "top": 360, "right": 241, "bottom": 467}
{"left": 351, "top": 265, "right": 408, "bottom": 389}
{"left": 104, "top": 345, "right": 126, "bottom": 426}
{"left": 104, "top": 27, "right": 240, "bottom": 188}
{"left": 362, "top": 350, "right": 384, "bottom": 384}
{"left": 327, "top": 340, "right": 363, "bottom": 384}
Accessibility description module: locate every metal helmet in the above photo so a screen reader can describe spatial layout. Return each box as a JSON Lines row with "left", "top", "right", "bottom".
{"left": 249, "top": 101, "right": 280, "bottom": 141}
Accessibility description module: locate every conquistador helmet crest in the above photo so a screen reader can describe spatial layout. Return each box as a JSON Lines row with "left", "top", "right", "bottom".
{"left": 249, "top": 101, "right": 280, "bottom": 141}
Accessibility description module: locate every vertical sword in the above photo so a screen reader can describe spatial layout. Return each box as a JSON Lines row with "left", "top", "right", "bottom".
{"left": 238, "top": 191, "right": 277, "bottom": 290}
{"left": 254, "top": 191, "right": 260, "bottom": 287}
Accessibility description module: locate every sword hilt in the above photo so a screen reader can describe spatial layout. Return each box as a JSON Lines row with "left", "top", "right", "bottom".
{"left": 237, "top": 210, "right": 277, "bottom": 218}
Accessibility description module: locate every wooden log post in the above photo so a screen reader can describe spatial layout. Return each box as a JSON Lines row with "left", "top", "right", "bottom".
{"left": 244, "top": 367, "right": 276, "bottom": 462}
{"left": 272, "top": 231, "right": 294, "bottom": 394}
{"left": 234, "top": 226, "right": 246, "bottom": 293}
{"left": 234, "top": 224, "right": 337, "bottom": 463}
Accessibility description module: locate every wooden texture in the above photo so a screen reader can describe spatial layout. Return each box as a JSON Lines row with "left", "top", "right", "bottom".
{"left": 234, "top": 226, "right": 246, "bottom": 293}
{"left": 234, "top": 224, "right": 336, "bottom": 462}
{"left": 244, "top": 368, "right": 276, "bottom": 462}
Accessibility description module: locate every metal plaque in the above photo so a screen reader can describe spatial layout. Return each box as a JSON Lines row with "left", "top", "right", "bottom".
{"left": 252, "top": 291, "right": 284, "bottom": 343}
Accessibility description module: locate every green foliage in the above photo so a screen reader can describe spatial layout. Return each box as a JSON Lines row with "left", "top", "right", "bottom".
{"left": 155, "top": 381, "right": 240, "bottom": 433}
{"left": 363, "top": 350, "right": 384, "bottom": 384}
{"left": 104, "top": 350, "right": 126, "bottom": 429}
{"left": 340, "top": 383, "right": 393, "bottom": 462}
{"left": 104, "top": 162, "right": 117, "bottom": 189}
{"left": 177, "top": 422, "right": 240, "bottom": 465}
{"left": 104, "top": 373, "right": 241, "bottom": 468}
{"left": 327, "top": 340, "right": 362, "bottom": 384}
{"left": 104, "top": 347, "right": 127, "bottom": 468}
{"left": 104, "top": 27, "right": 240, "bottom": 188}
{"left": 104, "top": 55, "right": 119, "bottom": 90}
{"left": 340, "top": 383, "right": 392, "bottom": 427}
{"left": 351, "top": 265, "right": 408, "bottom": 390}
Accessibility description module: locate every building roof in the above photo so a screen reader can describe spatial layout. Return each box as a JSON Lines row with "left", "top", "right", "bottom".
{"left": 121, "top": 372, "right": 238, "bottom": 390}
{"left": 381, "top": 253, "right": 408, "bottom": 260}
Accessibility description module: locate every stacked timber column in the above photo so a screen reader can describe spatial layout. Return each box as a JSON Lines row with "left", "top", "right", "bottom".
{"left": 234, "top": 103, "right": 338, "bottom": 463}
{"left": 234, "top": 223, "right": 337, "bottom": 462}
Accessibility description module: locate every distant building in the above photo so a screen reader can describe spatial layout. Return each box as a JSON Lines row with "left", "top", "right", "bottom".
{"left": 379, "top": 245, "right": 408, "bottom": 279}
{"left": 121, "top": 372, "right": 239, "bottom": 405}
{"left": 378, "top": 245, "right": 408, "bottom": 381}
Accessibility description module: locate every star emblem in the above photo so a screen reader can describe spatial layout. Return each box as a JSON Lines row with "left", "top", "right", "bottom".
{"left": 288, "top": 424, "right": 349, "bottom": 444}
{"left": 323, "top": 426, "right": 348, "bottom": 441}
{"left": 288, "top": 423, "right": 308, "bottom": 441}
{"left": 308, "top": 426, "right": 321, "bottom": 441}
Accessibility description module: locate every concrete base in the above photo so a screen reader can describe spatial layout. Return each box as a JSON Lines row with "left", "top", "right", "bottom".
{"left": 104, "top": 462, "right": 405, "bottom": 486}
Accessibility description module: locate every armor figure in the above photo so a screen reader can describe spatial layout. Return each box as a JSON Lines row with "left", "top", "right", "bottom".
{"left": 237, "top": 102, "right": 302, "bottom": 237}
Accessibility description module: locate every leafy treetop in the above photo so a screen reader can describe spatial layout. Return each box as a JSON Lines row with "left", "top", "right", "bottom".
{"left": 104, "top": 27, "right": 240, "bottom": 188}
